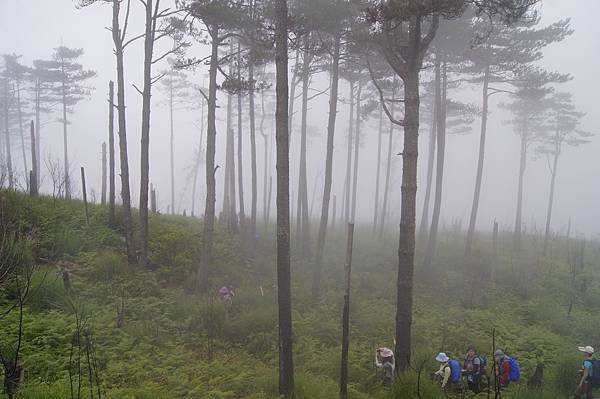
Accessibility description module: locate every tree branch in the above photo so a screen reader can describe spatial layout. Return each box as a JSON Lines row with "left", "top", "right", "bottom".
{"left": 367, "top": 58, "right": 404, "bottom": 127}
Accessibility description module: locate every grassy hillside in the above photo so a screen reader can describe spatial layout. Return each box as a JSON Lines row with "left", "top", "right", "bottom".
{"left": 0, "top": 190, "right": 598, "bottom": 398}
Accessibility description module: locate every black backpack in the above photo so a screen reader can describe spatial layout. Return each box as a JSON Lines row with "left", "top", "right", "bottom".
{"left": 589, "top": 360, "right": 600, "bottom": 387}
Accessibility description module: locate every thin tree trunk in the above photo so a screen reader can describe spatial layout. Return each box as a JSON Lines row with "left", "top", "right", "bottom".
{"left": 344, "top": 81, "right": 354, "bottom": 225}
{"left": 112, "top": 0, "right": 136, "bottom": 266}
{"left": 101, "top": 142, "right": 107, "bottom": 204}
{"left": 249, "top": 52, "right": 258, "bottom": 254}
{"left": 222, "top": 45, "right": 233, "bottom": 226}
{"left": 275, "top": 0, "right": 294, "bottom": 392}
{"left": 379, "top": 80, "right": 397, "bottom": 238}
{"left": 350, "top": 82, "right": 362, "bottom": 222}
{"left": 465, "top": 65, "right": 490, "bottom": 256}
{"left": 297, "top": 34, "right": 311, "bottom": 258}
{"left": 4, "top": 78, "right": 14, "bottom": 188}
{"left": 373, "top": 105, "right": 383, "bottom": 233}
{"left": 266, "top": 175, "right": 272, "bottom": 228}
{"left": 417, "top": 98, "right": 436, "bottom": 246}
{"left": 61, "top": 70, "right": 70, "bottom": 199}
{"left": 81, "top": 167, "right": 89, "bottom": 226}
{"left": 16, "top": 83, "right": 28, "bottom": 190}
{"left": 108, "top": 81, "right": 116, "bottom": 226}
{"left": 423, "top": 56, "right": 446, "bottom": 271}
{"left": 30, "top": 121, "right": 37, "bottom": 196}
{"left": 237, "top": 41, "right": 247, "bottom": 250}
{"left": 288, "top": 51, "right": 300, "bottom": 140}
{"left": 312, "top": 29, "right": 340, "bottom": 299}
{"left": 339, "top": 222, "right": 355, "bottom": 398}
{"left": 192, "top": 97, "right": 205, "bottom": 217}
{"left": 199, "top": 26, "right": 219, "bottom": 293}
{"left": 543, "top": 129, "right": 561, "bottom": 256}
{"left": 513, "top": 119, "right": 528, "bottom": 253}
{"left": 169, "top": 73, "right": 175, "bottom": 214}
{"left": 332, "top": 195, "right": 337, "bottom": 232}
{"left": 35, "top": 79, "right": 41, "bottom": 188}
{"left": 139, "top": 0, "right": 158, "bottom": 269}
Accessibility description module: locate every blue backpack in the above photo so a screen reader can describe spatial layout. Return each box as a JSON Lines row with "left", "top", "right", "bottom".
{"left": 448, "top": 360, "right": 462, "bottom": 383}
{"left": 508, "top": 357, "right": 520, "bottom": 382}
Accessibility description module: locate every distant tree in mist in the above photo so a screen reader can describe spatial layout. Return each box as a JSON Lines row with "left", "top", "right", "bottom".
{"left": 536, "top": 93, "right": 592, "bottom": 256}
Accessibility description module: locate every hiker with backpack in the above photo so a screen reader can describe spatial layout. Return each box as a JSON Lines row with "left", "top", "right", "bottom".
{"left": 374, "top": 347, "right": 395, "bottom": 386}
{"left": 434, "top": 353, "right": 462, "bottom": 390}
{"left": 576, "top": 345, "right": 597, "bottom": 399}
{"left": 464, "top": 346, "right": 485, "bottom": 393}
{"left": 494, "top": 349, "right": 520, "bottom": 389}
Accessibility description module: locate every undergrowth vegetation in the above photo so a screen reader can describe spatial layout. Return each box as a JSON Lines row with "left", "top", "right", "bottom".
{"left": 0, "top": 190, "right": 598, "bottom": 398}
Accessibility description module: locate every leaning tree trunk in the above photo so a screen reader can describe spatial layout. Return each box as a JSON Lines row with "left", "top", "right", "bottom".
{"left": 275, "top": 0, "right": 294, "bottom": 393}
{"left": 379, "top": 80, "right": 397, "bottom": 238}
{"left": 344, "top": 81, "right": 354, "bottom": 225}
{"left": 465, "top": 65, "right": 490, "bottom": 256}
{"left": 139, "top": 0, "right": 157, "bottom": 270}
{"left": 199, "top": 26, "right": 219, "bottom": 293}
{"left": 513, "top": 119, "right": 528, "bottom": 253}
{"left": 108, "top": 80, "right": 116, "bottom": 226}
{"left": 422, "top": 56, "right": 446, "bottom": 271}
{"left": 312, "top": 28, "right": 341, "bottom": 300}
{"left": 543, "top": 130, "right": 561, "bottom": 256}
{"left": 417, "top": 100, "right": 437, "bottom": 246}
{"left": 350, "top": 82, "right": 362, "bottom": 222}
{"left": 112, "top": 0, "right": 136, "bottom": 266}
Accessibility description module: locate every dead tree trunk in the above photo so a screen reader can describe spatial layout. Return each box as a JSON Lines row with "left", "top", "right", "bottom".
{"left": 339, "top": 223, "right": 355, "bottom": 399}
{"left": 101, "top": 142, "right": 107, "bottom": 205}
{"left": 108, "top": 81, "right": 116, "bottom": 226}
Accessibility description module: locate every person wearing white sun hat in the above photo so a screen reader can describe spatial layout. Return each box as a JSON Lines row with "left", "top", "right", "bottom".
{"left": 375, "top": 347, "right": 395, "bottom": 386}
{"left": 576, "top": 345, "right": 596, "bottom": 399}
{"left": 434, "top": 352, "right": 455, "bottom": 389}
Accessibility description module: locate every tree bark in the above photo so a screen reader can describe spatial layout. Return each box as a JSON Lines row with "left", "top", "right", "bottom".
{"left": 199, "top": 26, "right": 219, "bottom": 293}
{"left": 275, "top": 0, "right": 294, "bottom": 393}
{"left": 350, "top": 82, "right": 362, "bottom": 222}
{"left": 108, "top": 81, "right": 116, "bottom": 226}
{"left": 465, "top": 65, "right": 490, "bottom": 256}
{"left": 312, "top": 30, "right": 340, "bottom": 300}
{"left": 422, "top": 56, "right": 446, "bottom": 271}
{"left": 344, "top": 81, "right": 354, "bottom": 225}
{"left": 112, "top": 0, "right": 136, "bottom": 266}
{"left": 339, "top": 222, "right": 355, "bottom": 399}
{"left": 139, "top": 0, "right": 158, "bottom": 269}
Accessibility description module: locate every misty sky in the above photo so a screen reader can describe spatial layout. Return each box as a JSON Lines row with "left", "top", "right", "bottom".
{"left": 1, "top": 0, "right": 598, "bottom": 238}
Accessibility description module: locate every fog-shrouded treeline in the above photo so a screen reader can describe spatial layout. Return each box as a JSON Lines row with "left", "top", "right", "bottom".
{"left": 0, "top": 0, "right": 598, "bottom": 397}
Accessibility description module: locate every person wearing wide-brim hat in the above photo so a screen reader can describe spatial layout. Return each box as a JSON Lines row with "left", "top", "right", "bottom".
{"left": 576, "top": 345, "right": 595, "bottom": 399}
{"left": 375, "top": 347, "right": 395, "bottom": 386}
{"left": 434, "top": 352, "right": 452, "bottom": 388}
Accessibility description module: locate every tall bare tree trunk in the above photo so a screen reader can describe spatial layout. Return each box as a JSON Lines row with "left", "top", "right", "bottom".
{"left": 139, "top": 0, "right": 158, "bottom": 269}
{"left": 192, "top": 97, "right": 205, "bottom": 217}
{"left": 296, "top": 35, "right": 311, "bottom": 258}
{"left": 4, "top": 78, "right": 14, "bottom": 189}
{"left": 423, "top": 56, "right": 446, "bottom": 271}
{"left": 275, "top": 0, "right": 294, "bottom": 392}
{"left": 108, "top": 81, "right": 116, "bottom": 226}
{"left": 543, "top": 128, "right": 560, "bottom": 256}
{"left": 373, "top": 105, "right": 383, "bottom": 233}
{"left": 249, "top": 53, "right": 258, "bottom": 254}
{"left": 261, "top": 88, "right": 269, "bottom": 230}
{"left": 417, "top": 100, "right": 436, "bottom": 246}
{"left": 344, "top": 81, "right": 354, "bottom": 225}
{"left": 379, "top": 80, "right": 397, "bottom": 238}
{"left": 169, "top": 73, "right": 175, "bottom": 214}
{"left": 16, "top": 83, "right": 28, "bottom": 190}
{"left": 312, "top": 29, "right": 340, "bottom": 300}
{"left": 222, "top": 45, "right": 233, "bottom": 227}
{"left": 339, "top": 222, "right": 355, "bottom": 398}
{"left": 465, "top": 65, "right": 490, "bottom": 256}
{"left": 35, "top": 79, "right": 41, "bottom": 188}
{"left": 112, "top": 0, "right": 136, "bottom": 265}
{"left": 350, "top": 82, "right": 362, "bottom": 222}
{"left": 513, "top": 119, "right": 528, "bottom": 253}
{"left": 237, "top": 42, "right": 247, "bottom": 250}
{"left": 30, "top": 121, "right": 38, "bottom": 196}
{"left": 81, "top": 167, "right": 89, "bottom": 226}
{"left": 60, "top": 71, "right": 70, "bottom": 199}
{"left": 199, "top": 26, "right": 219, "bottom": 293}
{"left": 288, "top": 51, "right": 300, "bottom": 140}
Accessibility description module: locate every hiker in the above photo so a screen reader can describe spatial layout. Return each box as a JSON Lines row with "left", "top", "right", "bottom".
{"left": 435, "top": 352, "right": 462, "bottom": 389}
{"left": 494, "top": 349, "right": 520, "bottom": 389}
{"left": 575, "top": 345, "right": 597, "bottom": 399}
{"left": 464, "top": 346, "right": 484, "bottom": 392}
{"left": 218, "top": 286, "right": 235, "bottom": 305}
{"left": 375, "top": 347, "right": 395, "bottom": 386}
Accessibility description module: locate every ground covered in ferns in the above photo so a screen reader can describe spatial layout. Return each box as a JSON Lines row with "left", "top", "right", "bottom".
{"left": 1, "top": 190, "right": 598, "bottom": 398}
